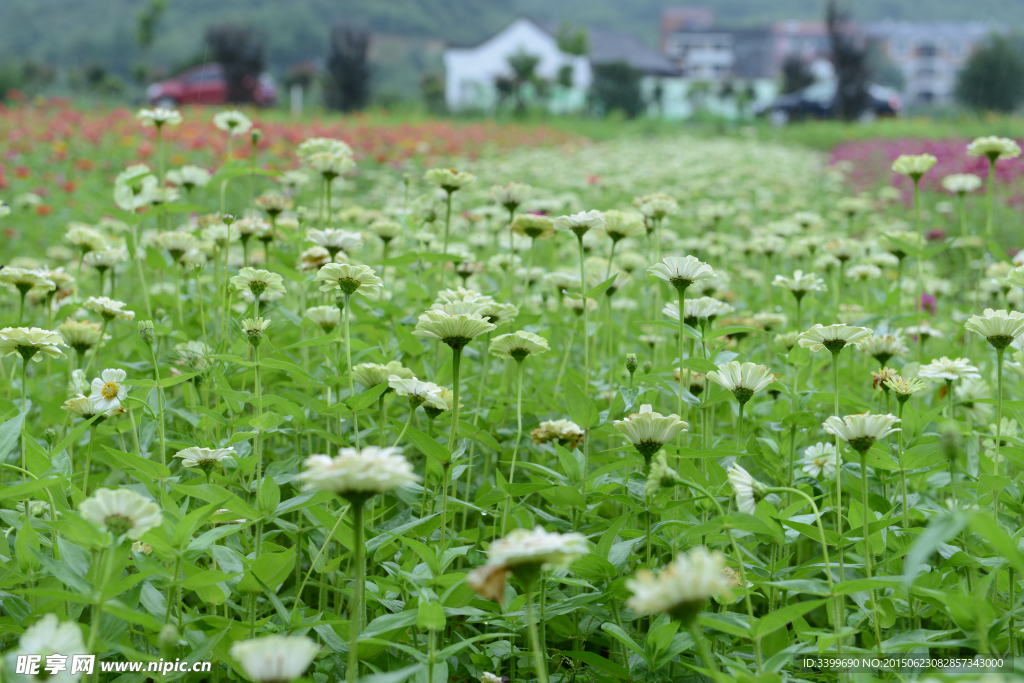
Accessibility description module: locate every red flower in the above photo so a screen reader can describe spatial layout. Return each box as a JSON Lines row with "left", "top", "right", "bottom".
{"left": 35, "top": 204, "right": 52, "bottom": 215}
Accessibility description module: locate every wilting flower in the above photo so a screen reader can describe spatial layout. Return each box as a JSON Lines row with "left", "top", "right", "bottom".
{"left": 727, "top": 463, "right": 768, "bottom": 514}
{"left": 613, "top": 404, "right": 687, "bottom": 463}
{"left": 84, "top": 296, "right": 135, "bottom": 321}
{"left": 648, "top": 256, "right": 715, "bottom": 292}
{"left": 965, "top": 309, "right": 1024, "bottom": 350}
{"left": 799, "top": 442, "right": 839, "bottom": 480}
{"left": 79, "top": 488, "right": 163, "bottom": 540}
{"left": 872, "top": 367, "right": 899, "bottom": 391}
{"left": 315, "top": 263, "right": 383, "bottom": 298}
{"left": 299, "top": 447, "right": 419, "bottom": 497}
{"left": 0, "top": 327, "right": 67, "bottom": 362}
{"left": 353, "top": 361, "right": 413, "bottom": 389}
{"left": 467, "top": 563, "right": 510, "bottom": 602}
{"left": 413, "top": 310, "right": 496, "bottom": 350}
{"left": 90, "top": 368, "right": 128, "bottom": 411}
{"left": 823, "top": 413, "right": 901, "bottom": 453}
{"left": 137, "top": 108, "right": 182, "bottom": 127}
{"left": 489, "top": 331, "right": 549, "bottom": 360}
{"left": 967, "top": 136, "right": 1021, "bottom": 161}
{"left": 230, "top": 635, "right": 320, "bottom": 683}
{"left": 625, "top": 547, "right": 732, "bottom": 624}
{"left": 942, "top": 173, "right": 982, "bottom": 195}
{"left": 213, "top": 110, "right": 252, "bottom": 136}
{"left": 706, "top": 361, "right": 774, "bottom": 404}
{"left": 530, "top": 419, "right": 585, "bottom": 449}
{"left": 425, "top": 167, "right": 476, "bottom": 193}
{"left": 891, "top": 154, "right": 937, "bottom": 180}
{"left": 797, "top": 323, "right": 873, "bottom": 353}
{"left": 16, "top": 614, "right": 87, "bottom": 683}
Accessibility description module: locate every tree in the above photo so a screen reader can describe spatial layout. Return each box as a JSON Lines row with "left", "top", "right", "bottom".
{"left": 826, "top": 0, "right": 869, "bottom": 121}
{"left": 589, "top": 61, "right": 644, "bottom": 119}
{"left": 421, "top": 73, "right": 446, "bottom": 114}
{"left": 205, "top": 23, "right": 265, "bottom": 103}
{"left": 955, "top": 35, "right": 1024, "bottom": 113}
{"left": 780, "top": 54, "right": 813, "bottom": 94}
{"left": 497, "top": 49, "right": 542, "bottom": 116}
{"left": 134, "top": 0, "right": 167, "bottom": 83}
{"left": 866, "top": 41, "right": 905, "bottom": 91}
{"left": 324, "top": 25, "right": 371, "bottom": 112}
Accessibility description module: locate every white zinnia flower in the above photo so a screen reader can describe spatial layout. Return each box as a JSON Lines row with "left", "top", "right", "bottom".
{"left": 90, "top": 368, "right": 128, "bottom": 411}
{"left": 298, "top": 447, "right": 419, "bottom": 497}
{"left": 352, "top": 361, "right": 413, "bottom": 389}
{"left": 166, "top": 165, "right": 212, "bottom": 191}
{"left": 797, "top": 323, "right": 873, "bottom": 353}
{"left": 424, "top": 167, "right": 476, "bottom": 192}
{"left": 823, "top": 413, "right": 901, "bottom": 453}
{"left": 705, "top": 361, "right": 774, "bottom": 404}
{"left": 230, "top": 635, "right": 320, "bottom": 683}
{"left": 648, "top": 255, "right": 716, "bottom": 292}
{"left": 79, "top": 488, "right": 163, "bottom": 540}
{"left": 0, "top": 327, "right": 67, "bottom": 362}
{"left": 858, "top": 334, "right": 909, "bottom": 366}
{"left": 229, "top": 267, "right": 287, "bottom": 299}
{"left": 625, "top": 547, "right": 733, "bottom": 624}
{"left": 17, "top": 615, "right": 87, "bottom": 683}
{"left": 314, "top": 263, "right": 383, "bottom": 299}
{"left": 613, "top": 404, "right": 687, "bottom": 462}
{"left": 772, "top": 270, "right": 827, "bottom": 299}
{"left": 306, "top": 305, "right": 341, "bottom": 332}
{"left": 389, "top": 376, "right": 443, "bottom": 408}
{"left": 727, "top": 463, "right": 767, "bottom": 514}
{"left": 136, "top": 108, "right": 182, "bottom": 127}
{"left": 942, "top": 173, "right": 982, "bottom": 195}
{"left": 174, "top": 447, "right": 236, "bottom": 472}
{"left": 891, "top": 153, "right": 937, "bottom": 179}
{"left": 967, "top": 136, "right": 1021, "bottom": 161}
{"left": 486, "top": 526, "right": 588, "bottom": 570}
{"left": 799, "top": 442, "right": 839, "bottom": 480}
{"left": 965, "top": 309, "right": 1024, "bottom": 350}
{"left": 554, "top": 210, "right": 606, "bottom": 239}
{"left": 918, "top": 357, "right": 981, "bottom": 381}
{"left": 213, "top": 110, "right": 252, "bottom": 136}
{"left": 413, "top": 310, "right": 496, "bottom": 349}
{"left": 489, "top": 331, "right": 549, "bottom": 360}
{"left": 83, "top": 296, "right": 135, "bottom": 321}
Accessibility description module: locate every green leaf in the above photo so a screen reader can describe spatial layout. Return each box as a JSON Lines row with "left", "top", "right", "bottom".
{"left": 158, "top": 372, "right": 200, "bottom": 388}
{"left": 259, "top": 357, "right": 316, "bottom": 381}
{"left": 416, "top": 600, "right": 446, "bottom": 631}
{"left": 346, "top": 383, "right": 389, "bottom": 411}
{"left": 586, "top": 275, "right": 619, "bottom": 299}
{"left": 600, "top": 623, "right": 648, "bottom": 663}
{"left": 397, "top": 420, "right": 451, "bottom": 465}
{"left": 237, "top": 549, "right": 296, "bottom": 594}
{"left": 101, "top": 445, "right": 170, "bottom": 480}
{"left": 566, "top": 380, "right": 598, "bottom": 429}
{"left": 970, "top": 511, "right": 1024, "bottom": 574}
{"left": 562, "top": 651, "right": 631, "bottom": 679}
{"left": 681, "top": 358, "right": 718, "bottom": 374}
{"left": 901, "top": 512, "right": 969, "bottom": 587}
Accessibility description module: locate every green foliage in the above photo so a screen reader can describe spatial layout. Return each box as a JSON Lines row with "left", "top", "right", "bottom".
{"left": 955, "top": 34, "right": 1024, "bottom": 113}
{"left": 589, "top": 61, "right": 644, "bottom": 119}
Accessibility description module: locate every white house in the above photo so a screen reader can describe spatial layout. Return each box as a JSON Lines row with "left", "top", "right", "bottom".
{"left": 443, "top": 18, "right": 682, "bottom": 115}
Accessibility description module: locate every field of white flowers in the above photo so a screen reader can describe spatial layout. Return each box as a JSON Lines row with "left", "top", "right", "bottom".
{"left": 1, "top": 108, "right": 1022, "bottom": 683}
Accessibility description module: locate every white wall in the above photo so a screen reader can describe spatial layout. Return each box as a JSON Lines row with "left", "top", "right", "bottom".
{"left": 443, "top": 19, "right": 591, "bottom": 111}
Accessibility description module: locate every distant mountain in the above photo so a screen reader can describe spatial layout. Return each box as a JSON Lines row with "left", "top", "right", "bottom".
{"left": 0, "top": 0, "right": 1015, "bottom": 95}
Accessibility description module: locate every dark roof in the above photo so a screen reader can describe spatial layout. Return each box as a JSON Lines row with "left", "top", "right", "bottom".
{"left": 535, "top": 20, "right": 681, "bottom": 76}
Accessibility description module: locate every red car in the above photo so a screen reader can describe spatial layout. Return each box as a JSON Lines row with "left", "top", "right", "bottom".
{"left": 146, "top": 64, "right": 277, "bottom": 107}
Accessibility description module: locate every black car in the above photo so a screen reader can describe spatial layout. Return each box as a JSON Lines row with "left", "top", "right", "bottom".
{"left": 756, "top": 81, "right": 902, "bottom": 124}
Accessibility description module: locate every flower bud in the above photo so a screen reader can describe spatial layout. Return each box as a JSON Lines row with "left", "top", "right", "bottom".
{"left": 940, "top": 421, "right": 961, "bottom": 463}
{"left": 251, "top": 129, "right": 262, "bottom": 145}
{"left": 642, "top": 360, "right": 652, "bottom": 374}
{"left": 43, "top": 428, "right": 56, "bottom": 446}
{"left": 625, "top": 353, "right": 638, "bottom": 374}
{"left": 222, "top": 213, "right": 236, "bottom": 226}
{"left": 138, "top": 320, "right": 155, "bottom": 345}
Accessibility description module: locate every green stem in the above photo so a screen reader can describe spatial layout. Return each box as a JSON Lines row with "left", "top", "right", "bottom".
{"left": 831, "top": 349, "right": 844, "bottom": 581}
{"left": 344, "top": 293, "right": 359, "bottom": 448}
{"left": 442, "top": 190, "right": 453, "bottom": 256}
{"left": 995, "top": 347, "right": 1005, "bottom": 518}
{"left": 578, "top": 235, "right": 589, "bottom": 396}
{"left": 987, "top": 156, "right": 996, "bottom": 240}
{"left": 859, "top": 450, "right": 884, "bottom": 651}
{"left": 377, "top": 394, "right": 386, "bottom": 447}
{"left": 525, "top": 582, "right": 549, "bottom": 683}
{"left": 448, "top": 347, "right": 462, "bottom": 452}
{"left": 689, "top": 622, "right": 720, "bottom": 676}
{"left": 348, "top": 500, "right": 366, "bottom": 683}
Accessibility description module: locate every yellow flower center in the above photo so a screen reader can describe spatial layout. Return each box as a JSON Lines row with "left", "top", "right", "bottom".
{"left": 101, "top": 382, "right": 119, "bottom": 400}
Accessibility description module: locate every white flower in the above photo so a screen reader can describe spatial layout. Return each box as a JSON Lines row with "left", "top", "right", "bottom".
{"left": 352, "top": 361, "right": 413, "bottom": 389}
{"left": 648, "top": 256, "right": 716, "bottom": 291}
{"left": 481, "top": 673, "right": 505, "bottom": 683}
{"left": 891, "top": 153, "right": 937, "bottom": 179}
{"left": 174, "top": 447, "right": 236, "bottom": 470}
{"left": 918, "top": 357, "right": 981, "bottom": 381}
{"left": 413, "top": 310, "right": 496, "bottom": 349}
{"left": 797, "top": 323, "right": 873, "bottom": 353}
{"left": 213, "top": 110, "right": 252, "bottom": 136}
{"left": 297, "top": 137, "right": 353, "bottom": 162}
{"left": 137, "top": 108, "right": 182, "bottom": 127}
{"left": 942, "top": 173, "right": 982, "bottom": 195}
{"left": 554, "top": 210, "right": 606, "bottom": 239}
{"left": 307, "top": 150, "right": 355, "bottom": 179}
{"left": 424, "top": 167, "right": 476, "bottom": 192}
{"left": 299, "top": 447, "right": 419, "bottom": 497}
{"left": 486, "top": 526, "right": 588, "bottom": 569}
{"left": 772, "top": 270, "right": 827, "bottom": 298}
{"left": 229, "top": 267, "right": 287, "bottom": 299}
{"left": 858, "top": 334, "right": 909, "bottom": 365}
{"left": 83, "top": 296, "right": 135, "bottom": 321}
{"left": 306, "top": 305, "right": 341, "bottom": 332}
{"left": 967, "top": 136, "right": 1021, "bottom": 160}
{"left": 706, "top": 361, "right": 774, "bottom": 403}
{"left": 727, "top": 463, "right": 767, "bottom": 514}
{"left": 230, "top": 635, "right": 320, "bottom": 683}
{"left": 799, "top": 442, "right": 840, "bottom": 480}
{"left": 166, "top": 165, "right": 212, "bottom": 190}
{"left": 90, "top": 368, "right": 127, "bottom": 411}
{"left": 613, "top": 404, "right": 687, "bottom": 461}
{"left": 490, "top": 182, "right": 531, "bottom": 210}
{"left": 625, "top": 547, "right": 733, "bottom": 623}
{"left": 965, "top": 308, "right": 1024, "bottom": 350}
{"left": 823, "top": 413, "right": 901, "bottom": 453}
{"left": 663, "top": 296, "right": 734, "bottom": 324}
{"left": 530, "top": 419, "right": 585, "bottom": 449}
{"left": 489, "top": 331, "right": 549, "bottom": 360}
{"left": 314, "top": 263, "right": 383, "bottom": 298}
{"left": 0, "top": 327, "right": 66, "bottom": 362}
{"left": 17, "top": 615, "right": 87, "bottom": 683}
{"left": 79, "top": 488, "right": 163, "bottom": 540}
{"left": 389, "top": 376, "right": 443, "bottom": 407}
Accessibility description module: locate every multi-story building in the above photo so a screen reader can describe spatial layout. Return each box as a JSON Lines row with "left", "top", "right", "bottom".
{"left": 865, "top": 21, "right": 993, "bottom": 104}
